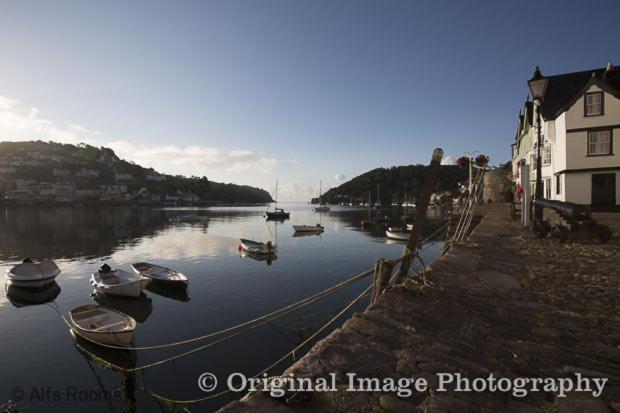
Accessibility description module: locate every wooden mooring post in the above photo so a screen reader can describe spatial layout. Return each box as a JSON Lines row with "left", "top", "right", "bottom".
{"left": 395, "top": 148, "right": 443, "bottom": 283}
{"left": 371, "top": 148, "right": 444, "bottom": 302}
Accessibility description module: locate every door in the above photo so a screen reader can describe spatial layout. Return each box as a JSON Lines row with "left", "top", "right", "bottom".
{"left": 591, "top": 173, "right": 616, "bottom": 206}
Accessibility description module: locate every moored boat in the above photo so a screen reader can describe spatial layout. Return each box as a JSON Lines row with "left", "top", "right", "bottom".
{"left": 91, "top": 264, "right": 151, "bottom": 298}
{"left": 130, "top": 262, "right": 188, "bottom": 285}
{"left": 6, "top": 258, "right": 61, "bottom": 288}
{"left": 69, "top": 304, "right": 136, "bottom": 347}
{"left": 385, "top": 228, "right": 410, "bottom": 241}
{"left": 293, "top": 224, "right": 324, "bottom": 233}
{"left": 240, "top": 238, "right": 276, "bottom": 255}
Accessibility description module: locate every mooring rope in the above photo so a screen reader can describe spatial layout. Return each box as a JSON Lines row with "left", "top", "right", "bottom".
{"left": 51, "top": 268, "right": 374, "bottom": 351}
{"left": 147, "top": 283, "right": 374, "bottom": 404}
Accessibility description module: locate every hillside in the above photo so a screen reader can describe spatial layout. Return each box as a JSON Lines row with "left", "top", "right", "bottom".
{"left": 0, "top": 141, "right": 273, "bottom": 204}
{"left": 322, "top": 164, "right": 468, "bottom": 204}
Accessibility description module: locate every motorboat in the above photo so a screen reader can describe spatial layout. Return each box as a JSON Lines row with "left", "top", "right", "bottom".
{"left": 90, "top": 264, "right": 151, "bottom": 298}
{"left": 385, "top": 227, "right": 410, "bottom": 241}
{"left": 69, "top": 304, "right": 136, "bottom": 347}
{"left": 6, "top": 259, "right": 61, "bottom": 288}
{"left": 240, "top": 239, "right": 276, "bottom": 255}
{"left": 130, "top": 262, "right": 188, "bottom": 286}
{"left": 293, "top": 224, "right": 324, "bottom": 233}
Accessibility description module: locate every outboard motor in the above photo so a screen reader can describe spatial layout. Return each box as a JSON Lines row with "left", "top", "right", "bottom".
{"left": 99, "top": 263, "right": 112, "bottom": 273}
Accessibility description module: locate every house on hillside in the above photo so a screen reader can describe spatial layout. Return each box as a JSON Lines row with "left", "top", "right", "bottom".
{"left": 511, "top": 63, "right": 620, "bottom": 207}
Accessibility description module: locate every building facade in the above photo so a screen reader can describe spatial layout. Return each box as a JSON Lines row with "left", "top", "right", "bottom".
{"left": 511, "top": 64, "right": 620, "bottom": 207}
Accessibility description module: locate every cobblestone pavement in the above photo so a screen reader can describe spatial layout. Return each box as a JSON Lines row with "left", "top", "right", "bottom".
{"left": 221, "top": 204, "right": 620, "bottom": 413}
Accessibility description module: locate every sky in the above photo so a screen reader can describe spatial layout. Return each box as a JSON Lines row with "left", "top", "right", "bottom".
{"left": 0, "top": 0, "right": 618, "bottom": 201}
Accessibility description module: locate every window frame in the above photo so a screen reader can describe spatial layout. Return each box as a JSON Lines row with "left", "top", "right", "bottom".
{"left": 545, "top": 178, "right": 551, "bottom": 199}
{"left": 542, "top": 146, "right": 551, "bottom": 166}
{"left": 587, "top": 130, "right": 613, "bottom": 157}
{"left": 584, "top": 91, "right": 604, "bottom": 117}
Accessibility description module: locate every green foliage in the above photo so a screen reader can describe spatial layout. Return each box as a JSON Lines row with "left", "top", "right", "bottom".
{"left": 0, "top": 141, "right": 272, "bottom": 203}
{"left": 323, "top": 164, "right": 468, "bottom": 204}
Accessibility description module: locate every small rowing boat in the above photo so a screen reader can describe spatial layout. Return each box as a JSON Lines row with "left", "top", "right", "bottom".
{"left": 385, "top": 228, "right": 410, "bottom": 241}
{"left": 293, "top": 224, "right": 324, "bottom": 233}
{"left": 91, "top": 264, "right": 151, "bottom": 298}
{"left": 6, "top": 259, "right": 61, "bottom": 288}
{"left": 131, "top": 262, "right": 188, "bottom": 285}
{"left": 240, "top": 238, "right": 275, "bottom": 255}
{"left": 69, "top": 305, "right": 136, "bottom": 347}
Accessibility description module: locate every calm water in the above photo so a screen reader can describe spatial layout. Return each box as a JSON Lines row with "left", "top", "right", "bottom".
{"left": 0, "top": 203, "right": 445, "bottom": 412}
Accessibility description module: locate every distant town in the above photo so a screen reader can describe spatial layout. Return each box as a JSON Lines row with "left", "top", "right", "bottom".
{"left": 0, "top": 141, "right": 273, "bottom": 206}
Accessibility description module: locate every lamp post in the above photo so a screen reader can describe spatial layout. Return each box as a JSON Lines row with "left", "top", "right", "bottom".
{"left": 463, "top": 150, "right": 480, "bottom": 193}
{"left": 528, "top": 66, "right": 548, "bottom": 228}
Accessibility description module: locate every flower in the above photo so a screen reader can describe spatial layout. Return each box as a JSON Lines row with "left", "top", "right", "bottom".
{"left": 475, "top": 154, "right": 489, "bottom": 167}
{"left": 456, "top": 156, "right": 470, "bottom": 168}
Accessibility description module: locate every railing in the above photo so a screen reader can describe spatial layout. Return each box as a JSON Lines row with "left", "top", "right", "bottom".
{"left": 450, "top": 167, "right": 485, "bottom": 243}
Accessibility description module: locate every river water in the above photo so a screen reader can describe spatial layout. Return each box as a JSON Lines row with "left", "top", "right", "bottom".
{"left": 0, "top": 203, "right": 446, "bottom": 412}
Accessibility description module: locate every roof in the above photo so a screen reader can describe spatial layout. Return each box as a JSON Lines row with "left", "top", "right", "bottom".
{"left": 538, "top": 65, "right": 620, "bottom": 120}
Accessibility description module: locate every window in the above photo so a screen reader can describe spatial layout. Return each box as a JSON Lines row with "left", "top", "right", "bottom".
{"left": 556, "top": 174, "right": 561, "bottom": 195}
{"left": 584, "top": 92, "right": 604, "bottom": 116}
{"left": 587, "top": 130, "right": 612, "bottom": 156}
{"left": 545, "top": 178, "right": 551, "bottom": 199}
{"left": 530, "top": 154, "right": 537, "bottom": 171}
{"left": 542, "top": 146, "right": 551, "bottom": 166}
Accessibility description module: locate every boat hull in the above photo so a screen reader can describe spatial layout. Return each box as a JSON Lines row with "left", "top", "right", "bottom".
{"left": 385, "top": 230, "right": 410, "bottom": 241}
{"left": 69, "top": 305, "right": 136, "bottom": 347}
{"left": 293, "top": 225, "right": 324, "bottom": 233}
{"left": 240, "top": 239, "right": 275, "bottom": 255}
{"left": 131, "top": 262, "right": 189, "bottom": 285}
{"left": 6, "top": 261, "right": 61, "bottom": 288}
{"left": 91, "top": 270, "right": 151, "bottom": 298}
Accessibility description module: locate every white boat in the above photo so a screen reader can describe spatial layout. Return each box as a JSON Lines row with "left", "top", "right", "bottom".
{"left": 90, "top": 265, "right": 151, "bottom": 298}
{"left": 385, "top": 228, "right": 410, "bottom": 241}
{"left": 6, "top": 259, "right": 61, "bottom": 288}
{"left": 131, "top": 262, "right": 188, "bottom": 285}
{"left": 240, "top": 238, "right": 276, "bottom": 255}
{"left": 69, "top": 304, "right": 136, "bottom": 347}
{"left": 293, "top": 224, "right": 324, "bottom": 233}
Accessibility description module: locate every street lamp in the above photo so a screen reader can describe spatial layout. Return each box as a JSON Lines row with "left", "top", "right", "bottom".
{"left": 463, "top": 150, "right": 480, "bottom": 193}
{"left": 528, "top": 66, "right": 548, "bottom": 229}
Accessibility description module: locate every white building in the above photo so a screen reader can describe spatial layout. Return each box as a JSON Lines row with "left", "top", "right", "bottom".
{"left": 512, "top": 64, "right": 620, "bottom": 208}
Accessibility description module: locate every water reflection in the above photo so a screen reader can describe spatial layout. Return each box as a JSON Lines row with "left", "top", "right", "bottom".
{"left": 70, "top": 331, "right": 137, "bottom": 413}
{"left": 145, "top": 282, "right": 190, "bottom": 302}
{"left": 5, "top": 282, "right": 61, "bottom": 308}
{"left": 91, "top": 292, "right": 153, "bottom": 323}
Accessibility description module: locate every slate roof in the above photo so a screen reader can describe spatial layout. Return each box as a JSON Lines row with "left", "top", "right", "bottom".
{"left": 539, "top": 65, "right": 620, "bottom": 120}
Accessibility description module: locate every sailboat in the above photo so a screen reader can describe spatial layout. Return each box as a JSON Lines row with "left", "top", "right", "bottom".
{"left": 373, "top": 184, "right": 382, "bottom": 209}
{"left": 265, "top": 179, "right": 290, "bottom": 220}
{"left": 314, "top": 181, "right": 330, "bottom": 212}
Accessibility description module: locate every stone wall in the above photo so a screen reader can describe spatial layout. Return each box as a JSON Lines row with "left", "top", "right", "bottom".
{"left": 483, "top": 168, "right": 512, "bottom": 203}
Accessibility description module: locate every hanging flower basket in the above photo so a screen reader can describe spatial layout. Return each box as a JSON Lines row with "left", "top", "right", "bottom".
{"left": 456, "top": 156, "right": 470, "bottom": 168}
{"left": 475, "top": 154, "right": 489, "bottom": 167}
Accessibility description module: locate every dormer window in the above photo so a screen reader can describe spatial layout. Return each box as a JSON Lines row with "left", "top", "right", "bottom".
{"left": 584, "top": 92, "right": 604, "bottom": 116}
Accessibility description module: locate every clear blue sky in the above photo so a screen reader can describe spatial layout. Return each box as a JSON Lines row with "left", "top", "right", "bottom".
{"left": 1, "top": 0, "right": 618, "bottom": 200}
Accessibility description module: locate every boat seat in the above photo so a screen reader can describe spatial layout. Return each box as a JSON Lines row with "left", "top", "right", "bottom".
{"left": 92, "top": 320, "right": 129, "bottom": 332}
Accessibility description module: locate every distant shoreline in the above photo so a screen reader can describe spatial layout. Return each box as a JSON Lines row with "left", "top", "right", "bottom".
{"left": 0, "top": 200, "right": 271, "bottom": 208}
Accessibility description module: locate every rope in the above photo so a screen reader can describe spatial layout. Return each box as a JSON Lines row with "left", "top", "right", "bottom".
{"left": 148, "top": 284, "right": 373, "bottom": 404}
{"left": 53, "top": 268, "right": 374, "bottom": 351}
